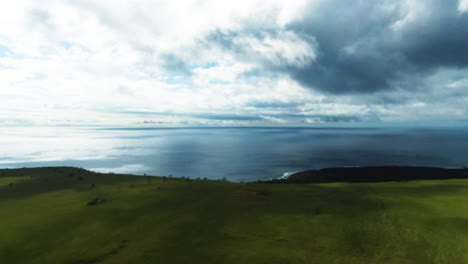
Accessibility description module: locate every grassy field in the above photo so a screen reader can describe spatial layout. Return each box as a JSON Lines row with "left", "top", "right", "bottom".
{"left": 1, "top": 167, "right": 468, "bottom": 263}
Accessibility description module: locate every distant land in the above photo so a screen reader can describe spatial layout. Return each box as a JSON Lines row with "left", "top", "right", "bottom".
{"left": 262, "top": 166, "right": 468, "bottom": 184}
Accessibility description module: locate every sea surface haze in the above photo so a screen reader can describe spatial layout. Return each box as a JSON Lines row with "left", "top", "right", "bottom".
{"left": 1, "top": 127, "right": 468, "bottom": 182}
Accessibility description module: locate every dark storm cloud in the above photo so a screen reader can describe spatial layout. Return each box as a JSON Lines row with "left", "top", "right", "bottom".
{"left": 202, "top": 1, "right": 468, "bottom": 95}
{"left": 284, "top": 0, "right": 468, "bottom": 94}
{"left": 403, "top": 8, "right": 468, "bottom": 68}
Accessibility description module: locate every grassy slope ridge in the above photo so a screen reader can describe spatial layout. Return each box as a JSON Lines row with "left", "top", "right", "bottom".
{"left": 0, "top": 167, "right": 468, "bottom": 263}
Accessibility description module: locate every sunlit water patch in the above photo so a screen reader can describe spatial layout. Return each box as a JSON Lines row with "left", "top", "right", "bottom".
{"left": 1, "top": 127, "right": 468, "bottom": 181}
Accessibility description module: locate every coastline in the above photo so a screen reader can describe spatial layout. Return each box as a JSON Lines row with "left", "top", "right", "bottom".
{"left": 266, "top": 166, "right": 468, "bottom": 184}
{"left": 2, "top": 166, "right": 467, "bottom": 184}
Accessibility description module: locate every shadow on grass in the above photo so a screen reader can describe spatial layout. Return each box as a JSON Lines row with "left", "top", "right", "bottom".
{"left": 0, "top": 167, "right": 144, "bottom": 201}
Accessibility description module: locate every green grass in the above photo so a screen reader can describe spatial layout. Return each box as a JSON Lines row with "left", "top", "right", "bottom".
{"left": 1, "top": 167, "right": 468, "bottom": 263}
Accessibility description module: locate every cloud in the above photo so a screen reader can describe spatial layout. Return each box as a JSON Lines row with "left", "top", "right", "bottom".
{"left": 459, "top": 0, "right": 468, "bottom": 13}
{"left": 90, "top": 164, "right": 150, "bottom": 174}
{"left": 281, "top": 0, "right": 468, "bottom": 94}
{"left": 231, "top": 30, "right": 317, "bottom": 68}
{"left": 260, "top": 115, "right": 287, "bottom": 124}
{"left": 0, "top": 0, "right": 467, "bottom": 126}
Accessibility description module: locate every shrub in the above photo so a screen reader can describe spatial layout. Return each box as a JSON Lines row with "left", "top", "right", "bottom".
{"left": 87, "top": 198, "right": 106, "bottom": 206}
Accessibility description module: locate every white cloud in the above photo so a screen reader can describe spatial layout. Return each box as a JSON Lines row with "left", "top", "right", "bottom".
{"left": 390, "top": 0, "right": 429, "bottom": 32}
{"left": 192, "top": 62, "right": 254, "bottom": 86}
{"left": 459, "top": 0, "right": 468, "bottom": 13}
{"left": 0, "top": 0, "right": 316, "bottom": 126}
{"left": 232, "top": 31, "right": 317, "bottom": 67}
{"left": 260, "top": 115, "right": 287, "bottom": 123}
{"left": 90, "top": 164, "right": 150, "bottom": 174}
{"left": 305, "top": 117, "right": 325, "bottom": 124}
{"left": 0, "top": 0, "right": 467, "bottom": 126}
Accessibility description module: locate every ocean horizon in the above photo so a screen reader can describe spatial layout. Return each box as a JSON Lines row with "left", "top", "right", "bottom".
{"left": 1, "top": 126, "right": 468, "bottom": 182}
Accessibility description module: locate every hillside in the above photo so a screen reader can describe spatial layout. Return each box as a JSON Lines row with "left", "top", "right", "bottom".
{"left": 1, "top": 167, "right": 468, "bottom": 263}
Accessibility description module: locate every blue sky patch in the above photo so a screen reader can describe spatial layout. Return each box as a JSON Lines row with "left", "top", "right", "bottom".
{"left": 0, "top": 45, "right": 11, "bottom": 57}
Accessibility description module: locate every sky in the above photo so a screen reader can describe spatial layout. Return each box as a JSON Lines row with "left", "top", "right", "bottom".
{"left": 1, "top": 0, "right": 468, "bottom": 127}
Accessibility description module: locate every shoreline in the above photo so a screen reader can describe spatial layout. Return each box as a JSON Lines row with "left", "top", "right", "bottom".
{"left": 264, "top": 166, "right": 468, "bottom": 184}
{"left": 2, "top": 165, "right": 467, "bottom": 184}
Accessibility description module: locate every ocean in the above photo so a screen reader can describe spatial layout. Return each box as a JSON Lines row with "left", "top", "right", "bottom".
{"left": 1, "top": 126, "right": 468, "bottom": 181}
